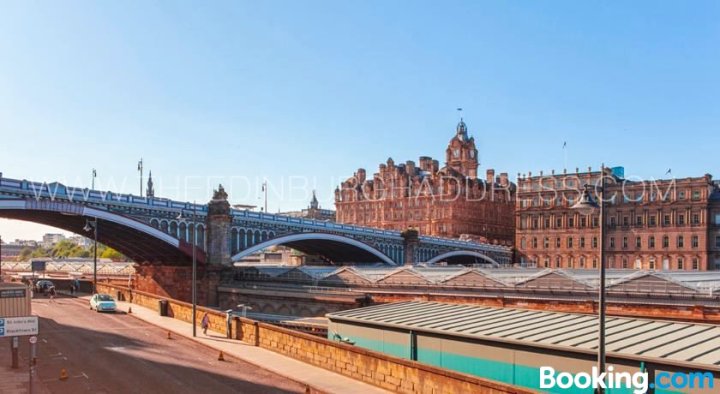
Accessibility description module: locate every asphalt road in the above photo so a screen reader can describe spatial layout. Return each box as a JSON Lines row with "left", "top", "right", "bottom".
{"left": 29, "top": 294, "right": 306, "bottom": 394}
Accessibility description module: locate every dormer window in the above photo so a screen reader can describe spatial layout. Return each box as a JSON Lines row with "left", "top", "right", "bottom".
{"left": 453, "top": 149, "right": 460, "bottom": 158}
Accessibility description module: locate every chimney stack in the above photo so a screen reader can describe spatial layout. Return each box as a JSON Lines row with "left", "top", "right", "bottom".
{"left": 486, "top": 169, "right": 496, "bottom": 184}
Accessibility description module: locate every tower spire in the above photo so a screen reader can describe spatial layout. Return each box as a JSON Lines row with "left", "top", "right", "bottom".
{"left": 146, "top": 171, "right": 155, "bottom": 198}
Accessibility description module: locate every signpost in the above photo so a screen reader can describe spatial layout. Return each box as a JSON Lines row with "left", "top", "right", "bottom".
{"left": 0, "top": 316, "right": 39, "bottom": 337}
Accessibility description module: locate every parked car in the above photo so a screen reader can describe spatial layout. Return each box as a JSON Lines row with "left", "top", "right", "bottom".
{"left": 90, "top": 293, "right": 117, "bottom": 312}
{"left": 35, "top": 280, "right": 54, "bottom": 294}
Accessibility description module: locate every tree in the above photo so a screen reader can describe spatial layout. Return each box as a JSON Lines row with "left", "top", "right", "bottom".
{"left": 100, "top": 247, "right": 124, "bottom": 261}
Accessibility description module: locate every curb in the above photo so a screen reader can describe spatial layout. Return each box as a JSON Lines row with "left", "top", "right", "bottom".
{"left": 122, "top": 305, "right": 329, "bottom": 394}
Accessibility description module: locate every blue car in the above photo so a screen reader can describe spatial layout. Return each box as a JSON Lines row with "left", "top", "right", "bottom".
{"left": 90, "top": 293, "right": 117, "bottom": 312}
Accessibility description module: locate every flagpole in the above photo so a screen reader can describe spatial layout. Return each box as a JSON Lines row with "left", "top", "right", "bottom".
{"left": 138, "top": 158, "right": 143, "bottom": 197}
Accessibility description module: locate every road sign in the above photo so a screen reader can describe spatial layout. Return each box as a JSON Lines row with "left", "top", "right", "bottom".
{"left": 0, "top": 316, "right": 39, "bottom": 337}
{"left": 29, "top": 336, "right": 37, "bottom": 344}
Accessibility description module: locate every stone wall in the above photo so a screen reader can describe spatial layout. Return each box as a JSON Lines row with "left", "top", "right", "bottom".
{"left": 97, "top": 283, "right": 229, "bottom": 335}
{"left": 217, "top": 286, "right": 364, "bottom": 317}
{"left": 98, "top": 283, "right": 534, "bottom": 394}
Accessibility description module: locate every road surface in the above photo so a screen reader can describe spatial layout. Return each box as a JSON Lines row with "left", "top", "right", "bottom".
{"left": 28, "top": 294, "right": 306, "bottom": 394}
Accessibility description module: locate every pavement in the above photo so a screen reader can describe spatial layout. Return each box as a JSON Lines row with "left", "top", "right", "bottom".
{"left": 113, "top": 299, "right": 390, "bottom": 394}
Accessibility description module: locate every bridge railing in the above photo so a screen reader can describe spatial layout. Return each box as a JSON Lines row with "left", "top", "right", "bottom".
{"left": 0, "top": 174, "right": 508, "bottom": 252}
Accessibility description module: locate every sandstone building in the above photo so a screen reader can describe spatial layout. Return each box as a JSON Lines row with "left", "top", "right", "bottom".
{"left": 516, "top": 167, "right": 720, "bottom": 270}
{"left": 335, "top": 119, "right": 515, "bottom": 245}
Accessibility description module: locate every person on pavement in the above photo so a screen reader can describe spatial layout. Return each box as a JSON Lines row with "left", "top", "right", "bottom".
{"left": 201, "top": 313, "right": 210, "bottom": 335}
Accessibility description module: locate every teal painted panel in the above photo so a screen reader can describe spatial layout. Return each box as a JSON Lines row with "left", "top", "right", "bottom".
{"left": 341, "top": 333, "right": 683, "bottom": 394}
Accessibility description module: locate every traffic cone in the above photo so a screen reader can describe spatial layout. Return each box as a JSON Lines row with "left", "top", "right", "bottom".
{"left": 167, "top": 331, "right": 172, "bottom": 340}
{"left": 59, "top": 368, "right": 69, "bottom": 381}
{"left": 128, "top": 306, "right": 132, "bottom": 314}
{"left": 218, "top": 351, "right": 225, "bottom": 361}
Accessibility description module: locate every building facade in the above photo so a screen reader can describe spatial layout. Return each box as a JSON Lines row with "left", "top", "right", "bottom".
{"left": 516, "top": 167, "right": 720, "bottom": 270}
{"left": 280, "top": 191, "right": 336, "bottom": 221}
{"left": 335, "top": 119, "right": 515, "bottom": 245}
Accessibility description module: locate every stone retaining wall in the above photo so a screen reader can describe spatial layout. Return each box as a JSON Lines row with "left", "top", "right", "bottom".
{"left": 97, "top": 283, "right": 535, "bottom": 394}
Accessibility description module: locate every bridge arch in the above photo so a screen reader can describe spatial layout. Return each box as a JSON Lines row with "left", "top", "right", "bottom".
{"left": 0, "top": 199, "right": 200, "bottom": 263}
{"left": 425, "top": 250, "right": 500, "bottom": 267}
{"left": 230, "top": 232, "right": 396, "bottom": 265}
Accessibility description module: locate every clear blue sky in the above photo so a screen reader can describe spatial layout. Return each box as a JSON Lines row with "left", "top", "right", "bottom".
{"left": 1, "top": 1, "right": 718, "bottom": 240}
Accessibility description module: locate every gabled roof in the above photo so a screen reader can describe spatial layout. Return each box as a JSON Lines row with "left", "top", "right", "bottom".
{"left": 321, "top": 267, "right": 375, "bottom": 285}
{"left": 514, "top": 269, "right": 593, "bottom": 290}
{"left": 376, "top": 267, "right": 432, "bottom": 286}
{"left": 441, "top": 269, "right": 507, "bottom": 288}
{"left": 607, "top": 271, "right": 699, "bottom": 294}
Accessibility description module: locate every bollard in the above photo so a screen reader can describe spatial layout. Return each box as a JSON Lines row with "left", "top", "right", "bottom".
{"left": 128, "top": 306, "right": 132, "bottom": 314}
{"left": 59, "top": 368, "right": 69, "bottom": 381}
{"left": 167, "top": 331, "right": 172, "bottom": 340}
{"left": 217, "top": 351, "right": 225, "bottom": 361}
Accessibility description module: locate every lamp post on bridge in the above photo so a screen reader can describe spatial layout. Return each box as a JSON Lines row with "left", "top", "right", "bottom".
{"left": 177, "top": 201, "right": 198, "bottom": 337}
{"left": 571, "top": 165, "right": 607, "bottom": 393}
{"left": 83, "top": 218, "right": 99, "bottom": 294}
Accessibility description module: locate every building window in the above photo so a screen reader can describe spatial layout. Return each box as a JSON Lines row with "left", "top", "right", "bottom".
{"left": 677, "top": 258, "right": 684, "bottom": 270}
{"left": 677, "top": 236, "right": 684, "bottom": 248}
{"left": 610, "top": 217, "right": 617, "bottom": 226}
{"left": 716, "top": 235, "right": 720, "bottom": 248}
{"left": 567, "top": 237, "right": 573, "bottom": 248}
{"left": 544, "top": 217, "right": 551, "bottom": 228}
{"left": 568, "top": 258, "right": 574, "bottom": 269}
{"left": 649, "top": 216, "right": 656, "bottom": 227}
{"left": 649, "top": 258, "right": 655, "bottom": 270}
{"left": 555, "top": 257, "right": 561, "bottom": 268}
{"left": 532, "top": 237, "right": 538, "bottom": 248}
{"left": 663, "top": 236, "right": 669, "bottom": 248}
{"left": 556, "top": 237, "right": 561, "bottom": 248}
{"left": 636, "top": 216, "right": 643, "bottom": 226}
{"left": 716, "top": 214, "right": 720, "bottom": 225}
{"left": 664, "top": 215, "right": 671, "bottom": 226}
{"left": 532, "top": 217, "right": 539, "bottom": 229}
{"left": 692, "top": 190, "right": 701, "bottom": 200}
{"left": 568, "top": 217, "right": 575, "bottom": 228}
{"left": 649, "top": 236, "right": 656, "bottom": 248}
{"left": 544, "top": 258, "right": 550, "bottom": 268}
{"left": 679, "top": 191, "right": 686, "bottom": 200}
{"left": 581, "top": 217, "right": 587, "bottom": 228}
{"left": 610, "top": 237, "right": 615, "bottom": 248}
{"left": 636, "top": 236, "right": 642, "bottom": 248}
{"left": 623, "top": 216, "right": 629, "bottom": 226}
{"left": 678, "top": 214, "right": 685, "bottom": 226}
{"left": 622, "top": 237, "right": 628, "bottom": 249}
{"left": 692, "top": 258, "right": 699, "bottom": 270}
{"left": 592, "top": 217, "right": 599, "bottom": 227}
{"left": 579, "top": 257, "right": 585, "bottom": 268}
{"left": 544, "top": 237, "right": 550, "bottom": 249}
{"left": 520, "top": 238, "right": 526, "bottom": 249}
{"left": 622, "top": 258, "right": 628, "bottom": 269}
{"left": 592, "top": 258, "right": 598, "bottom": 268}
{"left": 692, "top": 213, "right": 700, "bottom": 225}
{"left": 692, "top": 235, "right": 699, "bottom": 248}
{"left": 556, "top": 217, "right": 563, "bottom": 228}
{"left": 592, "top": 237, "right": 598, "bottom": 249}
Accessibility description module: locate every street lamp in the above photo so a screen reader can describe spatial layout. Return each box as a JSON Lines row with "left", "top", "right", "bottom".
{"left": 84, "top": 219, "right": 98, "bottom": 294}
{"left": 177, "top": 202, "right": 198, "bottom": 337}
{"left": 571, "top": 170, "right": 606, "bottom": 393}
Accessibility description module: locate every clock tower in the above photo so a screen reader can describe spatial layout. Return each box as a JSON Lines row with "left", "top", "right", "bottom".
{"left": 445, "top": 118, "right": 479, "bottom": 179}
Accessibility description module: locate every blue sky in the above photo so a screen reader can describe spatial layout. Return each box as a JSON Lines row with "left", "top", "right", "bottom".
{"left": 1, "top": 1, "right": 718, "bottom": 240}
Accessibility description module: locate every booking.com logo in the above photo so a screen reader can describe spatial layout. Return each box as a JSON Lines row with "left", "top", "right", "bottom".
{"left": 540, "top": 366, "right": 714, "bottom": 393}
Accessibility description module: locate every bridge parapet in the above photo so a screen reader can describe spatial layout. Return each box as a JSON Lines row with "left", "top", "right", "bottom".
{"left": 0, "top": 174, "right": 512, "bottom": 266}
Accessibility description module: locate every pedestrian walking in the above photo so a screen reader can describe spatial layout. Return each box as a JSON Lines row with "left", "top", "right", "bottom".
{"left": 201, "top": 313, "right": 210, "bottom": 335}
{"left": 70, "top": 282, "right": 75, "bottom": 295}
{"left": 49, "top": 286, "right": 57, "bottom": 302}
